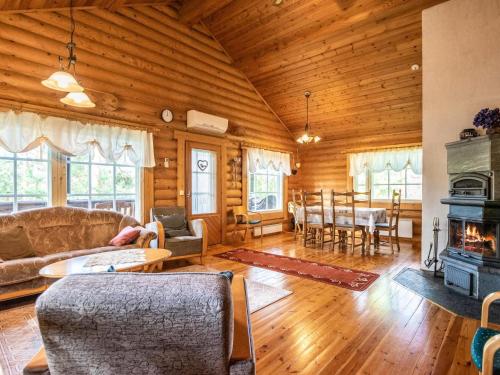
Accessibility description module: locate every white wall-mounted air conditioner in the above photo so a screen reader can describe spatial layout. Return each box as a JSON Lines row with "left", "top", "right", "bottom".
{"left": 187, "top": 110, "right": 228, "bottom": 135}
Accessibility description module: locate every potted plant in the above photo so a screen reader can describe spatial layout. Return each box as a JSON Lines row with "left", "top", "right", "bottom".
{"left": 473, "top": 108, "right": 500, "bottom": 135}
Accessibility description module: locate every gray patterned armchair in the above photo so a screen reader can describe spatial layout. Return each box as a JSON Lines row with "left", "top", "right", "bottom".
{"left": 24, "top": 272, "right": 255, "bottom": 375}
{"left": 147, "top": 207, "right": 208, "bottom": 264}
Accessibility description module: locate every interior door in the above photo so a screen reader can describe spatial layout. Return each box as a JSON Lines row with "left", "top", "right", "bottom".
{"left": 186, "top": 142, "right": 222, "bottom": 245}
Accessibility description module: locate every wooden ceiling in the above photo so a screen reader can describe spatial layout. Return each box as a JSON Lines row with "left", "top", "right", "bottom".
{"left": 0, "top": 1, "right": 169, "bottom": 13}
{"left": 204, "top": 0, "right": 446, "bottom": 142}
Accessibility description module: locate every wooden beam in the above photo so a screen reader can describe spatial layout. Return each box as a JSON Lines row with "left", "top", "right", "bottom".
{"left": 0, "top": 1, "right": 170, "bottom": 14}
{"left": 179, "top": 0, "right": 233, "bottom": 26}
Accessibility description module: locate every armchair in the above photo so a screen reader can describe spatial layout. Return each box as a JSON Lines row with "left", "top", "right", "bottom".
{"left": 146, "top": 207, "right": 208, "bottom": 264}
{"left": 471, "top": 292, "right": 500, "bottom": 375}
{"left": 232, "top": 206, "right": 263, "bottom": 242}
{"left": 24, "top": 272, "right": 255, "bottom": 375}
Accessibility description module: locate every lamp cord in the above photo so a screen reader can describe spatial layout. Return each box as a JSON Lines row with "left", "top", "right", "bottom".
{"left": 67, "top": 0, "right": 77, "bottom": 73}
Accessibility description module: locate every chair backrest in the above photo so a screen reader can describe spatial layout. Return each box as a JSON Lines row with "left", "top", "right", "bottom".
{"left": 150, "top": 206, "right": 186, "bottom": 222}
{"left": 388, "top": 189, "right": 402, "bottom": 227}
{"left": 332, "top": 191, "right": 356, "bottom": 228}
{"left": 302, "top": 190, "right": 325, "bottom": 228}
{"left": 36, "top": 273, "right": 234, "bottom": 374}
{"left": 352, "top": 190, "right": 371, "bottom": 208}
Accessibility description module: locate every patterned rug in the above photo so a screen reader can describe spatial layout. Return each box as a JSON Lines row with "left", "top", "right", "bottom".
{"left": 0, "top": 273, "right": 291, "bottom": 375}
{"left": 215, "top": 248, "right": 380, "bottom": 291}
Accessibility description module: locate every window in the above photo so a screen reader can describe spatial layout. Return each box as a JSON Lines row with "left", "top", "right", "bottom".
{"left": 66, "top": 153, "right": 139, "bottom": 217}
{"left": 353, "top": 167, "right": 422, "bottom": 200}
{"left": 248, "top": 168, "right": 283, "bottom": 212}
{"left": 0, "top": 145, "right": 50, "bottom": 214}
{"left": 191, "top": 148, "right": 217, "bottom": 215}
{"left": 351, "top": 147, "right": 422, "bottom": 201}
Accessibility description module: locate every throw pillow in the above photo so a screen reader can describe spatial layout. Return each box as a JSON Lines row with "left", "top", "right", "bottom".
{"left": 0, "top": 226, "right": 36, "bottom": 261}
{"left": 109, "top": 226, "right": 141, "bottom": 246}
{"left": 154, "top": 214, "right": 192, "bottom": 238}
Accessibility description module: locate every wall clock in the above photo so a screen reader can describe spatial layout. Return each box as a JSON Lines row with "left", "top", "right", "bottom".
{"left": 161, "top": 108, "right": 173, "bottom": 123}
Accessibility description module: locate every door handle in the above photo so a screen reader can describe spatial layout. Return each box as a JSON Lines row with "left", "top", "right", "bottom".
{"left": 186, "top": 192, "right": 191, "bottom": 198}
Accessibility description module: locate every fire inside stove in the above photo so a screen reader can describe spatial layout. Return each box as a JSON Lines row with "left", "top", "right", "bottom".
{"left": 450, "top": 220, "right": 497, "bottom": 257}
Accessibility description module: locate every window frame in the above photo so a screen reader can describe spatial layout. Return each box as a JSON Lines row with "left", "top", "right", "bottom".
{"left": 353, "top": 166, "right": 422, "bottom": 202}
{"left": 0, "top": 145, "right": 143, "bottom": 220}
{"left": 0, "top": 145, "right": 51, "bottom": 213}
{"left": 248, "top": 167, "right": 284, "bottom": 213}
{"left": 66, "top": 154, "right": 141, "bottom": 217}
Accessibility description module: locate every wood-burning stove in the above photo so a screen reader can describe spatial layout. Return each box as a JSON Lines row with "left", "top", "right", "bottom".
{"left": 441, "top": 135, "right": 500, "bottom": 299}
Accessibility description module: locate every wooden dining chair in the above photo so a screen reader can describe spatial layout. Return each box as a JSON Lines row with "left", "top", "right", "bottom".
{"left": 374, "top": 189, "right": 401, "bottom": 253}
{"left": 288, "top": 189, "right": 303, "bottom": 240}
{"left": 232, "top": 206, "right": 263, "bottom": 243}
{"left": 302, "top": 190, "right": 333, "bottom": 249}
{"left": 332, "top": 191, "right": 367, "bottom": 255}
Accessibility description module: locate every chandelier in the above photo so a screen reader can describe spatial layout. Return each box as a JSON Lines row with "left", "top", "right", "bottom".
{"left": 296, "top": 91, "right": 320, "bottom": 144}
{"left": 41, "top": 0, "right": 95, "bottom": 108}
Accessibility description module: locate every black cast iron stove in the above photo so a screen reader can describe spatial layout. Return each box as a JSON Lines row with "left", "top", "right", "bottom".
{"left": 441, "top": 135, "right": 500, "bottom": 299}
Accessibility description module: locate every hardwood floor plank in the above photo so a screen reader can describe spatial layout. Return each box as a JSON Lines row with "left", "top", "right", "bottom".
{"left": 178, "top": 232, "right": 481, "bottom": 375}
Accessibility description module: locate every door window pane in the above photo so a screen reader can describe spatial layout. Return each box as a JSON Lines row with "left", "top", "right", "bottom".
{"left": 191, "top": 148, "right": 217, "bottom": 215}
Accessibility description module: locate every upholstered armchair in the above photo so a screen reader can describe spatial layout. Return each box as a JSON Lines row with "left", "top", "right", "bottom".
{"left": 146, "top": 207, "right": 208, "bottom": 264}
{"left": 471, "top": 291, "right": 500, "bottom": 375}
{"left": 24, "top": 272, "right": 256, "bottom": 375}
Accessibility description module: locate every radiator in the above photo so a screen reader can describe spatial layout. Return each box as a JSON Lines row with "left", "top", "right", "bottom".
{"left": 377, "top": 218, "right": 413, "bottom": 239}
{"left": 253, "top": 223, "right": 283, "bottom": 236}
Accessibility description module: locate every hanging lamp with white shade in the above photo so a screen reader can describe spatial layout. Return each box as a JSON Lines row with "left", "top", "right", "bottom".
{"left": 40, "top": 0, "right": 95, "bottom": 108}
{"left": 296, "top": 91, "right": 320, "bottom": 144}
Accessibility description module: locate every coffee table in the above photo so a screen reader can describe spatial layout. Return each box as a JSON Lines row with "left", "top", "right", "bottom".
{"left": 39, "top": 248, "right": 172, "bottom": 279}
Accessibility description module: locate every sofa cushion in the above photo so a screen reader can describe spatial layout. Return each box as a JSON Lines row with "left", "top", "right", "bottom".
{"left": 0, "top": 256, "right": 45, "bottom": 286}
{"left": 0, "top": 226, "right": 36, "bottom": 261}
{"left": 166, "top": 236, "right": 203, "bottom": 257}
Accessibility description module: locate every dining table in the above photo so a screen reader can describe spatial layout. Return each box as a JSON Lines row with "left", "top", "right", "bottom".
{"left": 294, "top": 206, "right": 387, "bottom": 234}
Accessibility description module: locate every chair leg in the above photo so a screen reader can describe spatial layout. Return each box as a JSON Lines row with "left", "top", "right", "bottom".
{"left": 320, "top": 229, "right": 324, "bottom": 249}
{"left": 351, "top": 231, "right": 355, "bottom": 254}
{"left": 389, "top": 229, "right": 394, "bottom": 253}
{"left": 260, "top": 224, "right": 263, "bottom": 243}
{"left": 395, "top": 226, "right": 400, "bottom": 252}
{"left": 200, "top": 255, "right": 204, "bottom": 265}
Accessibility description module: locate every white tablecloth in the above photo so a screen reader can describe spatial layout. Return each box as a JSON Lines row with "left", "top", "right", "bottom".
{"left": 295, "top": 206, "right": 386, "bottom": 233}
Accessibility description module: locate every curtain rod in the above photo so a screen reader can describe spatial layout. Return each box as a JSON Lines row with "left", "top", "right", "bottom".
{"left": 341, "top": 142, "right": 422, "bottom": 154}
{"left": 240, "top": 142, "right": 294, "bottom": 154}
{"left": 0, "top": 100, "right": 160, "bottom": 133}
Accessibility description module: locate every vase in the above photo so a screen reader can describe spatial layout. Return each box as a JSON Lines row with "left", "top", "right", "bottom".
{"left": 486, "top": 127, "right": 500, "bottom": 135}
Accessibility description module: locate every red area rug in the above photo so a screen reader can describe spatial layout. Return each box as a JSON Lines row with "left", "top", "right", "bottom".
{"left": 215, "top": 248, "right": 380, "bottom": 291}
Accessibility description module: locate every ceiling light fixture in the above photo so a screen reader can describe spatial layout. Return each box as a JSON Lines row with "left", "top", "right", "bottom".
{"left": 60, "top": 92, "right": 96, "bottom": 108}
{"left": 296, "top": 91, "right": 320, "bottom": 144}
{"left": 272, "top": 0, "right": 284, "bottom": 6}
{"left": 41, "top": 0, "right": 95, "bottom": 108}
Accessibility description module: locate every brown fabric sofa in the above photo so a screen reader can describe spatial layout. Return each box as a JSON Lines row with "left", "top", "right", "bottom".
{"left": 0, "top": 207, "right": 156, "bottom": 301}
{"left": 24, "top": 272, "right": 256, "bottom": 375}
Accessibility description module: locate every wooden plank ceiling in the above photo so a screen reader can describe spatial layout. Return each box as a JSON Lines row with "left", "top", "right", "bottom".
{"left": 203, "top": 0, "right": 447, "bottom": 142}
{"left": 0, "top": 1, "right": 169, "bottom": 13}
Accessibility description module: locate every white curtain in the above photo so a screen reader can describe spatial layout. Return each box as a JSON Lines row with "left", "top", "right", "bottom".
{"left": 0, "top": 110, "right": 155, "bottom": 167}
{"left": 247, "top": 147, "right": 291, "bottom": 176}
{"left": 349, "top": 147, "right": 422, "bottom": 176}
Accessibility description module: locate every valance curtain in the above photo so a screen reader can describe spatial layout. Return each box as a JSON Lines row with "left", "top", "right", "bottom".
{"left": 349, "top": 147, "right": 422, "bottom": 176}
{"left": 247, "top": 147, "right": 291, "bottom": 176}
{"left": 0, "top": 110, "right": 155, "bottom": 167}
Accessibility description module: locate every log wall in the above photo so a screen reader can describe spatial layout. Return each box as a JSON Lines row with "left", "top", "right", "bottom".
{"left": 0, "top": 4, "right": 297, "bottom": 238}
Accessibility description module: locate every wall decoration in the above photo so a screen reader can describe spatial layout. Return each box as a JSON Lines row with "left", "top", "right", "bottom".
{"left": 197, "top": 159, "right": 208, "bottom": 171}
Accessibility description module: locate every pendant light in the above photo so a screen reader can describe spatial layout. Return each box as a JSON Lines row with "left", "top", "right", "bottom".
{"left": 41, "top": 0, "right": 95, "bottom": 108}
{"left": 60, "top": 92, "right": 96, "bottom": 108}
{"left": 296, "top": 91, "right": 320, "bottom": 144}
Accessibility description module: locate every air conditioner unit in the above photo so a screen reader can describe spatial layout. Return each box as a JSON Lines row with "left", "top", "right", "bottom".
{"left": 187, "top": 110, "right": 228, "bottom": 135}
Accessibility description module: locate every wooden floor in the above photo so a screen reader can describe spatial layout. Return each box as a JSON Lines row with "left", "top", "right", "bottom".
{"left": 192, "top": 232, "right": 479, "bottom": 375}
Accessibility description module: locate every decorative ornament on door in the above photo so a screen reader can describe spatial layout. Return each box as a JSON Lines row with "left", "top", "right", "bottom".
{"left": 197, "top": 160, "right": 208, "bottom": 171}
